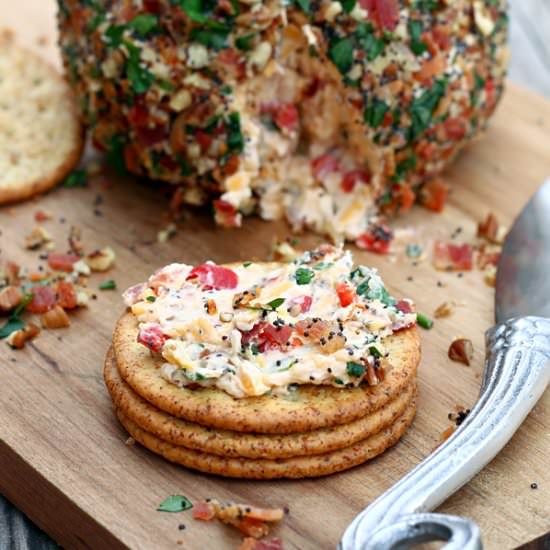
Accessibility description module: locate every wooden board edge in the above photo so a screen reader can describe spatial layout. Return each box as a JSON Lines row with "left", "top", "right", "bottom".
{"left": 0, "top": 439, "right": 128, "bottom": 550}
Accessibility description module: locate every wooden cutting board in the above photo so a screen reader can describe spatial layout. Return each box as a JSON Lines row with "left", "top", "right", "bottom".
{"left": 2, "top": 3, "right": 550, "bottom": 549}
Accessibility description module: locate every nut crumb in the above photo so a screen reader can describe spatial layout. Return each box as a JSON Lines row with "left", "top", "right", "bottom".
{"left": 434, "top": 301, "right": 455, "bottom": 318}
{"left": 125, "top": 437, "right": 135, "bottom": 446}
{"left": 448, "top": 338, "right": 474, "bottom": 366}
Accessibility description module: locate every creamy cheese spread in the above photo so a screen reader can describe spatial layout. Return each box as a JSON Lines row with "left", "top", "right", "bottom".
{"left": 124, "top": 245, "right": 416, "bottom": 398}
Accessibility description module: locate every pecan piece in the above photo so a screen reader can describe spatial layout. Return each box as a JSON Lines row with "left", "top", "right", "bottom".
{"left": 448, "top": 338, "right": 473, "bottom": 366}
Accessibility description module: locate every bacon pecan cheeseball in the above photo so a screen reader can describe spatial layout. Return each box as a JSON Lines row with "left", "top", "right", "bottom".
{"left": 57, "top": 0, "right": 508, "bottom": 243}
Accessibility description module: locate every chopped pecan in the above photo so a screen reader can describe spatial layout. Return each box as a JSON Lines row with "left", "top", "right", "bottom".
{"left": 434, "top": 301, "right": 455, "bottom": 319}
{"left": 448, "top": 338, "right": 473, "bottom": 366}
{"left": 366, "top": 363, "right": 380, "bottom": 385}
{"left": 0, "top": 286, "right": 23, "bottom": 312}
{"left": 7, "top": 323, "right": 40, "bottom": 349}
{"left": 24, "top": 226, "right": 52, "bottom": 250}
{"left": 85, "top": 246, "right": 116, "bottom": 272}
{"left": 41, "top": 305, "right": 70, "bottom": 329}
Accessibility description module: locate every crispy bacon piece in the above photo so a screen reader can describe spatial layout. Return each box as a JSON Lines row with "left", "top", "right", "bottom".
{"left": 273, "top": 104, "right": 299, "bottom": 133}
{"left": 213, "top": 199, "right": 241, "bottom": 228}
{"left": 27, "top": 286, "right": 57, "bottom": 314}
{"left": 395, "top": 299, "right": 414, "bottom": 314}
{"left": 241, "top": 322, "right": 293, "bottom": 352}
{"left": 477, "top": 213, "right": 501, "bottom": 243}
{"left": 360, "top": 0, "right": 400, "bottom": 31}
{"left": 56, "top": 281, "right": 78, "bottom": 310}
{"left": 287, "top": 295, "right": 312, "bottom": 315}
{"left": 419, "top": 178, "right": 449, "bottom": 213}
{"left": 356, "top": 225, "right": 393, "bottom": 254}
{"left": 187, "top": 263, "right": 239, "bottom": 290}
{"left": 433, "top": 241, "right": 473, "bottom": 271}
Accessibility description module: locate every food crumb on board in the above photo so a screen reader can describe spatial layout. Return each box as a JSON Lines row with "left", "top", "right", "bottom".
{"left": 530, "top": 482, "right": 538, "bottom": 490}
{"left": 448, "top": 338, "right": 474, "bottom": 366}
{"left": 125, "top": 437, "right": 135, "bottom": 446}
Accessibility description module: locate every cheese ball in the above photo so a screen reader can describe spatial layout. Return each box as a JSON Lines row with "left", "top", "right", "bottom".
{"left": 57, "top": 0, "right": 508, "bottom": 242}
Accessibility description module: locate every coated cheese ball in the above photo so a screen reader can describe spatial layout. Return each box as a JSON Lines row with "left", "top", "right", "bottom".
{"left": 57, "top": 0, "right": 508, "bottom": 243}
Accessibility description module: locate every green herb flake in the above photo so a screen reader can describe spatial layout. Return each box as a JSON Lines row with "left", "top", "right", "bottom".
{"left": 87, "top": 13, "right": 106, "bottom": 32}
{"left": 294, "top": 268, "right": 314, "bottom": 285}
{"left": 125, "top": 42, "right": 155, "bottom": 94}
{"left": 416, "top": 312, "right": 433, "bottom": 330}
{"left": 189, "top": 27, "right": 229, "bottom": 50}
{"left": 99, "top": 279, "right": 117, "bottom": 290}
{"left": 364, "top": 98, "right": 389, "bottom": 129}
{"left": 346, "top": 362, "right": 365, "bottom": 377}
{"left": 180, "top": 0, "right": 207, "bottom": 23}
{"left": 408, "top": 79, "right": 447, "bottom": 140}
{"left": 226, "top": 112, "right": 244, "bottom": 153}
{"left": 342, "top": 0, "right": 356, "bottom": 12}
{"left": 356, "top": 23, "right": 384, "bottom": 61}
{"left": 14, "top": 293, "right": 33, "bottom": 317}
{"left": 106, "top": 135, "right": 127, "bottom": 175}
{"left": 220, "top": 84, "right": 233, "bottom": 96}
{"left": 355, "top": 278, "right": 370, "bottom": 296}
{"left": 128, "top": 14, "right": 159, "bottom": 36}
{"left": 329, "top": 38, "right": 354, "bottom": 75}
{"left": 0, "top": 317, "right": 25, "bottom": 340}
{"left": 243, "top": 261, "right": 252, "bottom": 267}
{"left": 295, "top": 0, "right": 311, "bottom": 13}
{"left": 146, "top": 296, "right": 157, "bottom": 302}
{"left": 235, "top": 33, "right": 256, "bottom": 51}
{"left": 408, "top": 20, "right": 427, "bottom": 55}
{"left": 157, "top": 495, "right": 193, "bottom": 513}
{"left": 250, "top": 344, "right": 260, "bottom": 355}
{"left": 63, "top": 169, "right": 87, "bottom": 188}
{"left": 313, "top": 262, "right": 333, "bottom": 271}
{"left": 334, "top": 377, "right": 345, "bottom": 385}
{"left": 266, "top": 298, "right": 285, "bottom": 310}
{"left": 104, "top": 24, "right": 126, "bottom": 47}
{"left": 369, "top": 345, "right": 382, "bottom": 358}
{"left": 406, "top": 243, "right": 423, "bottom": 258}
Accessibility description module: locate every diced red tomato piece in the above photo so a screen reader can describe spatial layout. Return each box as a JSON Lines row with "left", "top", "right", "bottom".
{"left": 213, "top": 199, "right": 241, "bottom": 228}
{"left": 137, "top": 323, "right": 167, "bottom": 353}
{"left": 187, "top": 263, "right": 239, "bottom": 290}
{"left": 27, "top": 285, "right": 57, "bottom": 314}
{"left": 195, "top": 129, "right": 213, "bottom": 152}
{"left": 47, "top": 253, "right": 80, "bottom": 272}
{"left": 238, "top": 517, "right": 269, "bottom": 538}
{"left": 341, "top": 169, "right": 371, "bottom": 193}
{"left": 288, "top": 295, "right": 313, "bottom": 313}
{"left": 34, "top": 210, "right": 50, "bottom": 222}
{"left": 433, "top": 241, "right": 473, "bottom": 271}
{"left": 393, "top": 183, "right": 415, "bottom": 212}
{"left": 56, "top": 281, "right": 78, "bottom": 310}
{"left": 396, "top": 299, "right": 414, "bottom": 314}
{"left": 336, "top": 282, "right": 355, "bottom": 307}
{"left": 136, "top": 124, "right": 169, "bottom": 147}
{"left": 356, "top": 226, "right": 393, "bottom": 254}
{"left": 127, "top": 103, "right": 149, "bottom": 127}
{"left": 311, "top": 153, "right": 339, "bottom": 180}
{"left": 443, "top": 117, "right": 467, "bottom": 140}
{"left": 261, "top": 324, "right": 293, "bottom": 350}
{"left": 420, "top": 178, "right": 449, "bottom": 213}
{"left": 274, "top": 104, "right": 299, "bottom": 133}
{"left": 432, "top": 25, "right": 451, "bottom": 51}
{"left": 192, "top": 501, "right": 216, "bottom": 521}
{"left": 143, "top": 0, "right": 161, "bottom": 13}
{"left": 485, "top": 79, "right": 496, "bottom": 111}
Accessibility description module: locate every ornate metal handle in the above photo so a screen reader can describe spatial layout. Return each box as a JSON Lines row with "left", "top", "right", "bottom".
{"left": 339, "top": 316, "right": 550, "bottom": 550}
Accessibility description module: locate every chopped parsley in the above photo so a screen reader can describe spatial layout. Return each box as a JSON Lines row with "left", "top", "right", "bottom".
{"left": 235, "top": 33, "right": 256, "bottom": 51}
{"left": 104, "top": 24, "right": 126, "bottom": 47}
{"left": 392, "top": 153, "right": 417, "bottom": 183}
{"left": 63, "top": 169, "right": 87, "bottom": 188}
{"left": 416, "top": 312, "right": 433, "bottom": 329}
{"left": 157, "top": 495, "right": 193, "bottom": 513}
{"left": 128, "top": 14, "right": 159, "bottom": 36}
{"left": 99, "top": 279, "right": 117, "bottom": 290}
{"left": 369, "top": 345, "right": 382, "bottom": 358}
{"left": 186, "top": 372, "right": 207, "bottom": 381}
{"left": 243, "top": 261, "right": 252, "bottom": 267}
{"left": 408, "top": 79, "right": 447, "bottom": 140}
{"left": 313, "top": 262, "right": 333, "bottom": 270}
{"left": 266, "top": 297, "right": 285, "bottom": 310}
{"left": 106, "top": 135, "right": 127, "bottom": 175}
{"left": 226, "top": 112, "right": 244, "bottom": 153}
{"left": 294, "top": 268, "right": 314, "bottom": 285}
{"left": 414, "top": 0, "right": 440, "bottom": 11}
{"left": 329, "top": 38, "right": 354, "bottom": 75}
{"left": 146, "top": 296, "right": 157, "bottom": 302}
{"left": 180, "top": 0, "right": 208, "bottom": 23}
{"left": 364, "top": 98, "right": 389, "bottom": 129}
{"left": 0, "top": 293, "right": 33, "bottom": 339}
{"left": 408, "top": 20, "right": 427, "bottom": 56}
{"left": 356, "top": 23, "right": 384, "bottom": 61}
{"left": 124, "top": 42, "right": 155, "bottom": 94}
{"left": 355, "top": 277, "right": 370, "bottom": 296}
{"left": 334, "top": 377, "right": 345, "bottom": 385}
{"left": 189, "top": 27, "right": 229, "bottom": 50}
{"left": 346, "top": 362, "right": 365, "bottom": 377}
{"left": 341, "top": 0, "right": 356, "bottom": 13}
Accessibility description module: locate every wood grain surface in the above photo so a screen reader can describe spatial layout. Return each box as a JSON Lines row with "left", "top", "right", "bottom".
{"left": 2, "top": 2, "right": 550, "bottom": 550}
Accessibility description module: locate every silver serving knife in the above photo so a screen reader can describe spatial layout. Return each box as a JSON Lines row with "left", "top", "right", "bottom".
{"left": 339, "top": 179, "right": 550, "bottom": 550}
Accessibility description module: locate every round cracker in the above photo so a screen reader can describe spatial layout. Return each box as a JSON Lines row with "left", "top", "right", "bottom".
{"left": 0, "top": 35, "right": 84, "bottom": 205}
{"left": 115, "top": 400, "right": 416, "bottom": 479}
{"left": 113, "top": 312, "right": 420, "bottom": 434}
{"left": 104, "top": 347, "right": 416, "bottom": 459}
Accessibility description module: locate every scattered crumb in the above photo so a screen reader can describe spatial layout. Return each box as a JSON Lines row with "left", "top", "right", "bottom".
{"left": 531, "top": 482, "right": 538, "bottom": 490}
{"left": 434, "top": 301, "right": 455, "bottom": 318}
{"left": 157, "top": 223, "right": 177, "bottom": 243}
{"left": 125, "top": 437, "right": 135, "bottom": 446}
{"left": 448, "top": 338, "right": 474, "bottom": 366}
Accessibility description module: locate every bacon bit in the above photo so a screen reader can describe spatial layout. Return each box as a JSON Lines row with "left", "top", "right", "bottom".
{"left": 340, "top": 169, "right": 371, "bottom": 193}
{"left": 414, "top": 54, "right": 446, "bottom": 82}
{"left": 34, "top": 210, "right": 52, "bottom": 222}
{"left": 6, "top": 323, "right": 40, "bottom": 349}
{"left": 336, "top": 282, "right": 355, "bottom": 307}
{"left": 85, "top": 246, "right": 116, "bottom": 272}
{"left": 356, "top": 225, "right": 394, "bottom": 254}
{"left": 394, "top": 184, "right": 415, "bottom": 212}
{"left": 360, "top": 0, "right": 400, "bottom": 31}
{"left": 433, "top": 241, "right": 473, "bottom": 271}
{"left": 274, "top": 103, "right": 299, "bottom": 133}
{"left": 419, "top": 178, "right": 449, "bottom": 213}
{"left": 477, "top": 213, "right": 501, "bottom": 244}
{"left": 41, "top": 305, "right": 71, "bottom": 329}
{"left": 188, "top": 263, "right": 239, "bottom": 291}
{"left": 24, "top": 226, "right": 52, "bottom": 250}
{"left": 434, "top": 301, "right": 455, "bottom": 318}
{"left": 27, "top": 286, "right": 57, "bottom": 314}
{"left": 477, "top": 250, "right": 500, "bottom": 270}
{"left": 5, "top": 262, "right": 21, "bottom": 285}
{"left": 442, "top": 116, "right": 467, "bottom": 140}
{"left": 138, "top": 323, "right": 167, "bottom": 353}
{"left": 193, "top": 500, "right": 284, "bottom": 540}
{"left": 448, "top": 338, "right": 474, "bottom": 366}
{"left": 239, "top": 538, "right": 284, "bottom": 550}
{"left": 206, "top": 299, "right": 217, "bottom": 315}
{"left": 0, "top": 286, "right": 23, "bottom": 312}
{"left": 48, "top": 253, "right": 80, "bottom": 272}
{"left": 68, "top": 225, "right": 84, "bottom": 255}
{"left": 483, "top": 265, "right": 497, "bottom": 288}
{"left": 213, "top": 199, "right": 241, "bottom": 228}
{"left": 56, "top": 281, "right": 78, "bottom": 310}
{"left": 261, "top": 324, "right": 293, "bottom": 350}
{"left": 287, "top": 295, "right": 312, "bottom": 316}
{"left": 311, "top": 152, "right": 339, "bottom": 180}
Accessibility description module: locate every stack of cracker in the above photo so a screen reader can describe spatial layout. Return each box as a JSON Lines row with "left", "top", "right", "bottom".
{"left": 105, "top": 313, "right": 419, "bottom": 479}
